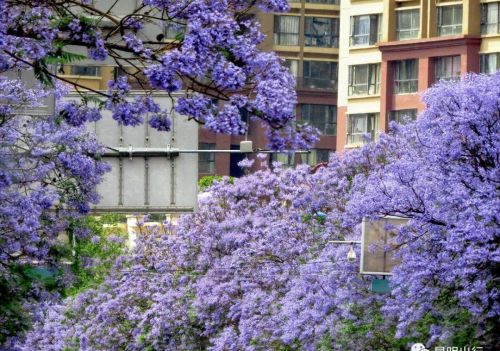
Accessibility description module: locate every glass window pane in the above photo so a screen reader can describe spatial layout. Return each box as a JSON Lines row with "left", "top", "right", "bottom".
{"left": 199, "top": 143, "right": 216, "bottom": 174}
{"left": 396, "top": 10, "right": 420, "bottom": 40}
{"left": 393, "top": 59, "right": 418, "bottom": 94}
{"left": 305, "top": 17, "right": 339, "bottom": 48}
{"left": 349, "top": 64, "right": 380, "bottom": 96}
{"left": 347, "top": 113, "right": 378, "bottom": 145}
{"left": 436, "top": 56, "right": 461, "bottom": 81}
{"left": 302, "top": 61, "right": 337, "bottom": 89}
{"left": 389, "top": 109, "right": 417, "bottom": 124}
{"left": 274, "top": 16, "right": 299, "bottom": 45}
{"left": 165, "top": 20, "right": 186, "bottom": 39}
{"left": 351, "top": 15, "right": 371, "bottom": 45}
{"left": 301, "top": 104, "right": 336, "bottom": 135}
{"left": 70, "top": 66, "right": 100, "bottom": 76}
{"left": 438, "top": 5, "right": 463, "bottom": 36}
{"left": 284, "top": 59, "right": 298, "bottom": 77}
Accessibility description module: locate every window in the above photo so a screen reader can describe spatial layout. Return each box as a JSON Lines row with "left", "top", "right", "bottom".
{"left": 301, "top": 149, "right": 332, "bottom": 166}
{"left": 164, "top": 20, "right": 186, "bottom": 40}
{"left": 437, "top": 5, "right": 462, "bottom": 36}
{"left": 239, "top": 108, "right": 249, "bottom": 124}
{"left": 284, "top": 59, "right": 299, "bottom": 77}
{"left": 481, "top": 2, "right": 500, "bottom": 35}
{"left": 304, "top": 17, "right": 339, "bottom": 47}
{"left": 350, "top": 15, "right": 381, "bottom": 46}
{"left": 302, "top": 61, "right": 338, "bottom": 90}
{"left": 480, "top": 53, "right": 500, "bottom": 74}
{"left": 396, "top": 9, "right": 420, "bottom": 40}
{"left": 389, "top": 109, "right": 417, "bottom": 124}
{"left": 347, "top": 113, "right": 378, "bottom": 145}
{"left": 70, "top": 66, "right": 100, "bottom": 76}
{"left": 393, "top": 59, "right": 418, "bottom": 94}
{"left": 199, "top": 143, "right": 216, "bottom": 174}
{"left": 273, "top": 153, "right": 296, "bottom": 168}
{"left": 348, "top": 64, "right": 381, "bottom": 96}
{"left": 274, "top": 16, "right": 300, "bottom": 45}
{"left": 435, "top": 55, "right": 461, "bottom": 81}
{"left": 301, "top": 104, "right": 337, "bottom": 135}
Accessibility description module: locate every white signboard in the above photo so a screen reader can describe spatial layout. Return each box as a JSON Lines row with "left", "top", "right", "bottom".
{"left": 1, "top": 69, "right": 55, "bottom": 116}
{"left": 360, "top": 216, "right": 408, "bottom": 275}
{"left": 70, "top": 93, "right": 199, "bottom": 213}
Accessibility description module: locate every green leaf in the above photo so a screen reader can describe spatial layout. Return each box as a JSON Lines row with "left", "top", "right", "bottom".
{"left": 33, "top": 60, "right": 54, "bottom": 87}
{"left": 45, "top": 51, "right": 87, "bottom": 65}
{"left": 81, "top": 95, "right": 106, "bottom": 109}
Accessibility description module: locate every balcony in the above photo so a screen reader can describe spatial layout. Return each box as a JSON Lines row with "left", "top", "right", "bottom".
{"left": 296, "top": 76, "right": 337, "bottom": 91}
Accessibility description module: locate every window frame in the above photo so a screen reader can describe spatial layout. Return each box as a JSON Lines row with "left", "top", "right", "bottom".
{"left": 301, "top": 148, "right": 332, "bottom": 166}
{"left": 437, "top": 5, "right": 463, "bottom": 36}
{"left": 302, "top": 60, "right": 338, "bottom": 90}
{"left": 350, "top": 14, "right": 382, "bottom": 46}
{"left": 283, "top": 59, "right": 299, "bottom": 78}
{"left": 70, "top": 65, "right": 101, "bottom": 76}
{"left": 347, "top": 113, "right": 378, "bottom": 145}
{"left": 389, "top": 109, "right": 417, "bottom": 124}
{"left": 305, "top": 0, "right": 339, "bottom": 4}
{"left": 348, "top": 63, "right": 381, "bottom": 96}
{"left": 301, "top": 104, "right": 337, "bottom": 136}
{"left": 304, "top": 16, "right": 339, "bottom": 48}
{"left": 274, "top": 15, "right": 300, "bottom": 46}
{"left": 480, "top": 52, "right": 500, "bottom": 74}
{"left": 164, "top": 20, "right": 186, "bottom": 40}
{"left": 435, "top": 55, "right": 461, "bottom": 82}
{"left": 481, "top": 2, "right": 500, "bottom": 35}
{"left": 396, "top": 9, "right": 420, "bottom": 40}
{"left": 198, "top": 143, "right": 216, "bottom": 174}
{"left": 393, "top": 59, "right": 418, "bottom": 94}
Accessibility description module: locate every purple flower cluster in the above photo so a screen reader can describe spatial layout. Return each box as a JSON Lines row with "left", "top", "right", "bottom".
{"left": 0, "top": 0, "right": 304, "bottom": 148}
{"left": 19, "top": 75, "right": 500, "bottom": 350}
{"left": 0, "top": 78, "right": 109, "bottom": 270}
{"left": 59, "top": 101, "right": 102, "bottom": 126}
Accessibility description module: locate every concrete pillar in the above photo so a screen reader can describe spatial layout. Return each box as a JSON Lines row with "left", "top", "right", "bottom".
{"left": 379, "top": 59, "right": 393, "bottom": 132}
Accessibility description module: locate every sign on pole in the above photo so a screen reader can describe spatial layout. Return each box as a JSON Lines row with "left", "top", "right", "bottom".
{"left": 360, "top": 216, "right": 408, "bottom": 275}
{"left": 72, "top": 93, "right": 199, "bottom": 213}
{"left": 2, "top": 69, "right": 55, "bottom": 116}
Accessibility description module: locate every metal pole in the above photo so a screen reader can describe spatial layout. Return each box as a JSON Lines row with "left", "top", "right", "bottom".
{"left": 102, "top": 147, "right": 311, "bottom": 157}
{"left": 328, "top": 240, "right": 361, "bottom": 244}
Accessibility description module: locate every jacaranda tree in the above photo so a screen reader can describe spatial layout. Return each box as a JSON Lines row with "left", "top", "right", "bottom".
{"left": 1, "top": 0, "right": 308, "bottom": 345}
{"left": 0, "top": 0, "right": 316, "bottom": 149}
{"left": 0, "top": 77, "right": 109, "bottom": 346}
{"left": 17, "top": 74, "right": 500, "bottom": 350}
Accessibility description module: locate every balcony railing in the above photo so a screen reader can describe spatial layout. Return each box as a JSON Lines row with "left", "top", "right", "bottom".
{"left": 296, "top": 76, "right": 337, "bottom": 91}
{"left": 306, "top": 0, "right": 339, "bottom": 4}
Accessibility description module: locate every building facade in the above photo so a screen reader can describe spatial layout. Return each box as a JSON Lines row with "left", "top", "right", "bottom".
{"left": 57, "top": 0, "right": 500, "bottom": 176}
{"left": 337, "top": 0, "right": 500, "bottom": 152}
{"left": 199, "top": 0, "right": 341, "bottom": 178}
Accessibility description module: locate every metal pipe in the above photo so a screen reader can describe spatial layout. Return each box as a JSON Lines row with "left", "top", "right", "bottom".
{"left": 328, "top": 240, "right": 362, "bottom": 244}
{"left": 102, "top": 147, "right": 311, "bottom": 157}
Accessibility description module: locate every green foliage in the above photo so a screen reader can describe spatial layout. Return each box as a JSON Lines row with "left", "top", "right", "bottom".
{"left": 65, "top": 214, "right": 128, "bottom": 296}
{"left": 0, "top": 214, "right": 128, "bottom": 344}
{"left": 0, "top": 264, "right": 60, "bottom": 344}
{"left": 44, "top": 50, "right": 86, "bottom": 66}
{"left": 80, "top": 94, "right": 106, "bottom": 109}
{"left": 198, "top": 175, "right": 234, "bottom": 192}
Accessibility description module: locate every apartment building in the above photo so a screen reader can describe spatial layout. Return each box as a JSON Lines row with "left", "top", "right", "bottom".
{"left": 57, "top": 0, "right": 500, "bottom": 176}
{"left": 199, "top": 0, "right": 340, "bottom": 177}
{"left": 337, "top": 0, "right": 500, "bottom": 152}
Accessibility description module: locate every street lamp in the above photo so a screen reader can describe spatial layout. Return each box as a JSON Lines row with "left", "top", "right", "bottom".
{"left": 347, "top": 243, "right": 357, "bottom": 262}
{"left": 328, "top": 240, "right": 361, "bottom": 261}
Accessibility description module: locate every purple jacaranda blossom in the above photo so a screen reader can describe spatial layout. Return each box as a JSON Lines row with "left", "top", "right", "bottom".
{"left": 19, "top": 74, "right": 500, "bottom": 351}
{"left": 0, "top": 0, "right": 303, "bottom": 149}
